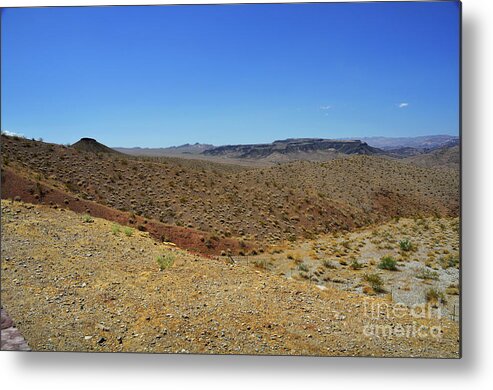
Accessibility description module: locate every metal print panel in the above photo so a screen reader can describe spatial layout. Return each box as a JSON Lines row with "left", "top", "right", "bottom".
{"left": 0, "top": 1, "right": 461, "bottom": 357}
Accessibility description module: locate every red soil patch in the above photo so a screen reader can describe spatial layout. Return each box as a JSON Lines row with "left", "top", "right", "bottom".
{"left": 1, "top": 167, "right": 248, "bottom": 256}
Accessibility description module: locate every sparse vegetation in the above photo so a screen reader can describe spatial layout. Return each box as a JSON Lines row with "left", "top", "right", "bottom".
{"left": 439, "top": 254, "right": 460, "bottom": 269}
{"left": 350, "top": 259, "right": 363, "bottom": 270}
{"left": 425, "top": 288, "right": 446, "bottom": 304}
{"left": 156, "top": 252, "right": 176, "bottom": 271}
{"left": 446, "top": 284, "right": 460, "bottom": 296}
{"left": 0, "top": 128, "right": 460, "bottom": 357}
{"left": 378, "top": 256, "right": 398, "bottom": 271}
{"left": 363, "top": 273, "right": 384, "bottom": 293}
{"left": 399, "top": 239, "right": 414, "bottom": 252}
{"left": 415, "top": 267, "right": 439, "bottom": 280}
{"left": 253, "top": 259, "right": 269, "bottom": 270}
{"left": 111, "top": 224, "right": 121, "bottom": 235}
{"left": 322, "top": 260, "right": 337, "bottom": 269}
{"left": 0, "top": 136, "right": 459, "bottom": 247}
{"left": 82, "top": 214, "right": 94, "bottom": 223}
{"left": 1, "top": 138, "right": 459, "bottom": 342}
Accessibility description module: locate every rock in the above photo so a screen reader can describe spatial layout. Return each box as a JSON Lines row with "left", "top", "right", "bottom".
{"left": 96, "top": 323, "right": 110, "bottom": 331}
{"left": 1, "top": 309, "right": 14, "bottom": 329}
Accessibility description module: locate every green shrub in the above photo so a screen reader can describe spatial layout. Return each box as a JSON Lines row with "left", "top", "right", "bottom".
{"left": 322, "top": 260, "right": 337, "bottom": 269}
{"left": 364, "top": 273, "right": 384, "bottom": 293}
{"left": 350, "top": 260, "right": 363, "bottom": 270}
{"left": 378, "top": 256, "right": 398, "bottom": 271}
{"left": 157, "top": 253, "right": 176, "bottom": 271}
{"left": 415, "top": 267, "right": 439, "bottom": 280}
{"left": 439, "top": 254, "right": 460, "bottom": 269}
{"left": 123, "top": 227, "right": 133, "bottom": 237}
{"left": 399, "top": 239, "right": 414, "bottom": 252}
{"left": 82, "top": 214, "right": 94, "bottom": 223}
{"left": 298, "top": 263, "right": 309, "bottom": 272}
{"left": 425, "top": 288, "right": 446, "bottom": 304}
{"left": 111, "top": 224, "right": 121, "bottom": 235}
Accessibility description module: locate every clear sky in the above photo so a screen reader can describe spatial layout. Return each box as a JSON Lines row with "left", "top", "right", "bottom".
{"left": 1, "top": 2, "right": 460, "bottom": 147}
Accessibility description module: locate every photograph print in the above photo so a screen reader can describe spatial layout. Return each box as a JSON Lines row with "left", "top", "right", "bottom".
{"left": 0, "top": 1, "right": 461, "bottom": 357}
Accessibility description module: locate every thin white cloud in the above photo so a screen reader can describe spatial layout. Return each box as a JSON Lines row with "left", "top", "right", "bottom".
{"left": 320, "top": 105, "right": 332, "bottom": 110}
{"left": 398, "top": 102, "right": 409, "bottom": 108}
{"left": 1, "top": 130, "right": 24, "bottom": 137}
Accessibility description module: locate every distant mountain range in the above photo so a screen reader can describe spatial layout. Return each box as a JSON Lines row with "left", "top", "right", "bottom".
{"left": 115, "top": 138, "right": 385, "bottom": 164}
{"left": 358, "top": 135, "right": 459, "bottom": 151}
{"left": 114, "top": 135, "right": 459, "bottom": 166}
{"left": 114, "top": 142, "right": 214, "bottom": 157}
{"left": 115, "top": 135, "right": 459, "bottom": 157}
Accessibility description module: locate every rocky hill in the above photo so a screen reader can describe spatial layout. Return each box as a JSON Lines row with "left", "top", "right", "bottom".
{"left": 71, "top": 137, "right": 121, "bottom": 154}
{"left": 403, "top": 145, "right": 460, "bottom": 170}
{"left": 1, "top": 135, "right": 459, "bottom": 248}
{"left": 202, "top": 138, "right": 383, "bottom": 159}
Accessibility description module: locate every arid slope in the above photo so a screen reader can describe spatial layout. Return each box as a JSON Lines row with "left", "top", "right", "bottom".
{"left": 404, "top": 146, "right": 460, "bottom": 170}
{"left": 2, "top": 135, "right": 459, "bottom": 246}
{"left": 0, "top": 200, "right": 459, "bottom": 356}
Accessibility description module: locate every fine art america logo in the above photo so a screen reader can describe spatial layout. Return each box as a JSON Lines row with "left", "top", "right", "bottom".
{"left": 362, "top": 300, "right": 444, "bottom": 339}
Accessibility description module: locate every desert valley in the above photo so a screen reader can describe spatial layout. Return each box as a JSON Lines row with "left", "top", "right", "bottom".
{"left": 0, "top": 133, "right": 460, "bottom": 356}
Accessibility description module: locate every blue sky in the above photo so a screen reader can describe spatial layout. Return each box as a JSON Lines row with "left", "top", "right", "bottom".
{"left": 1, "top": 2, "right": 460, "bottom": 147}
